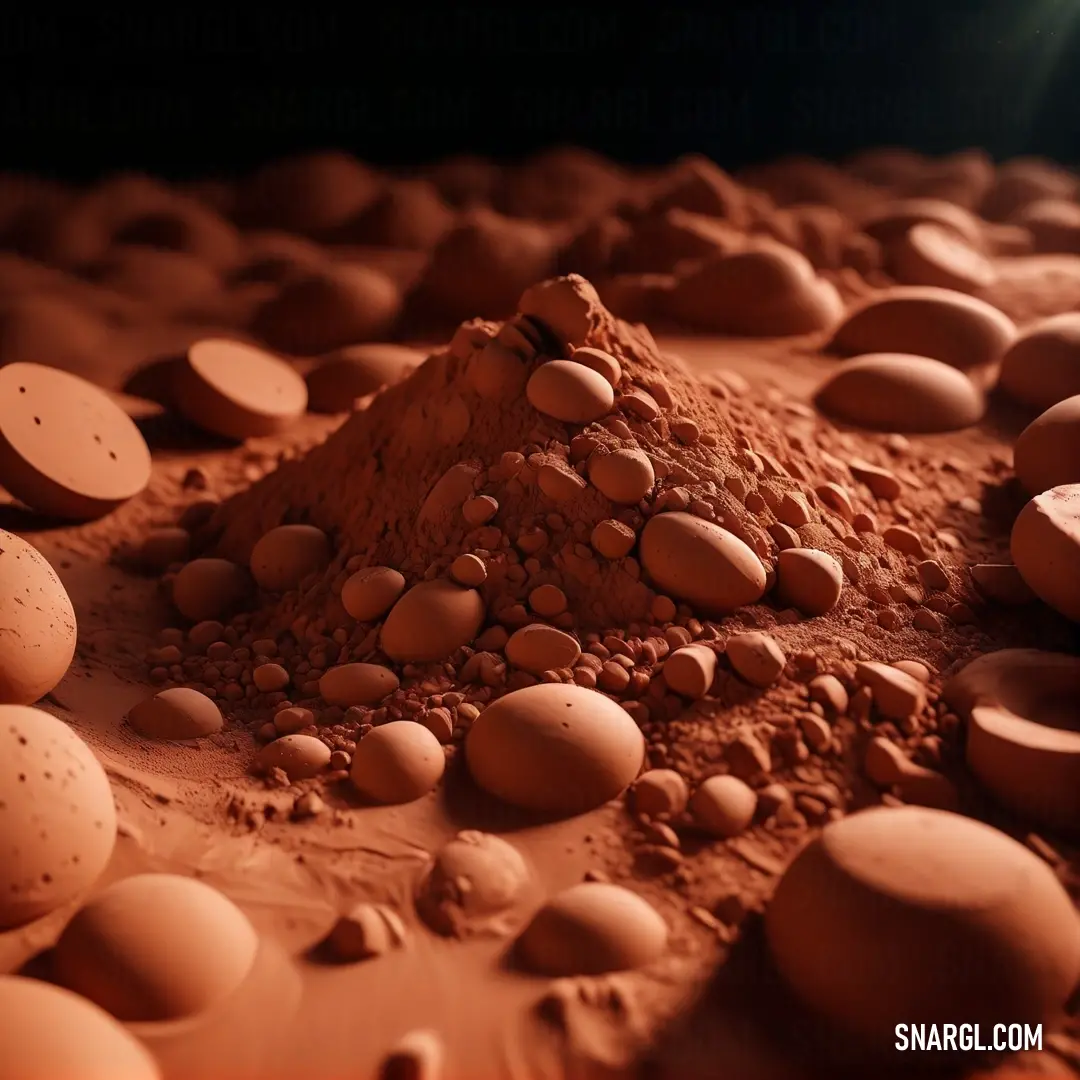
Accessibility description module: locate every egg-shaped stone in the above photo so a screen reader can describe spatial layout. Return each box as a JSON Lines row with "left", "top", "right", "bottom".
{"left": 999, "top": 312, "right": 1080, "bottom": 411}
{"left": 826, "top": 286, "right": 1016, "bottom": 371}
{"left": 465, "top": 683, "right": 645, "bottom": 815}
{"left": 171, "top": 558, "right": 250, "bottom": 622}
{"left": 1013, "top": 395, "right": 1080, "bottom": 495}
{"left": 690, "top": 774, "right": 757, "bottom": 837}
{"left": 349, "top": 721, "right": 445, "bottom": 804}
{"left": 0, "top": 705, "right": 117, "bottom": 928}
{"left": 664, "top": 245, "right": 842, "bottom": 336}
{"left": 0, "top": 530, "right": 76, "bottom": 704}
{"left": 639, "top": 511, "right": 766, "bottom": 615}
{"left": 504, "top": 624, "right": 581, "bottom": 675}
{"left": 588, "top": 448, "right": 656, "bottom": 504}
{"left": 52, "top": 873, "right": 259, "bottom": 1022}
{"left": 127, "top": 687, "right": 223, "bottom": 740}
{"left": 340, "top": 565, "right": 406, "bottom": 622}
{"left": 379, "top": 578, "right": 485, "bottom": 662}
{"left": 766, "top": 807, "right": 1080, "bottom": 1044}
{"left": 416, "top": 830, "right": 532, "bottom": 938}
{"left": 775, "top": 548, "right": 844, "bottom": 616}
{"left": 516, "top": 882, "right": 668, "bottom": 976}
{"left": 249, "top": 524, "right": 330, "bottom": 592}
{"left": 526, "top": 360, "right": 615, "bottom": 424}
{"left": 1011, "top": 484, "right": 1080, "bottom": 621}
{"left": 815, "top": 353, "right": 985, "bottom": 433}
{"left": 0, "top": 976, "right": 161, "bottom": 1080}
{"left": 256, "top": 733, "right": 330, "bottom": 780}
{"left": 319, "top": 663, "right": 399, "bottom": 707}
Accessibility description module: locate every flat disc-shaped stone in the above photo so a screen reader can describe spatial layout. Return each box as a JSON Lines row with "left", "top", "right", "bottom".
{"left": 0, "top": 363, "right": 151, "bottom": 519}
{"left": 173, "top": 338, "right": 307, "bottom": 440}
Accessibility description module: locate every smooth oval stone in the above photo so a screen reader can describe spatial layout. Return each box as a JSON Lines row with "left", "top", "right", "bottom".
{"left": 827, "top": 286, "right": 1016, "bottom": 371}
{"left": 0, "top": 976, "right": 161, "bottom": 1080}
{"left": 1013, "top": 395, "right": 1080, "bottom": 495}
{"left": 516, "top": 882, "right": 667, "bottom": 976}
{"left": 504, "top": 624, "right": 581, "bottom": 676}
{"left": 816, "top": 353, "right": 985, "bottom": 433}
{"left": 639, "top": 512, "right": 766, "bottom": 615}
{"left": 0, "top": 706, "right": 117, "bottom": 929}
{"left": 766, "top": 806, "right": 1080, "bottom": 1046}
{"left": 318, "top": 663, "right": 399, "bottom": 707}
{"left": 127, "top": 687, "right": 223, "bottom": 740}
{"left": 465, "top": 683, "right": 644, "bottom": 816}
{"left": 379, "top": 579, "right": 485, "bottom": 663}
{"left": 52, "top": 873, "right": 259, "bottom": 1023}
{"left": 999, "top": 312, "right": 1080, "bottom": 411}
{"left": 526, "top": 359, "right": 615, "bottom": 424}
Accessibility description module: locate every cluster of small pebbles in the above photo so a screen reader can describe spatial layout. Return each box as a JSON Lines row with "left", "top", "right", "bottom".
{"left": 3, "top": 145, "right": 1080, "bottom": 1076}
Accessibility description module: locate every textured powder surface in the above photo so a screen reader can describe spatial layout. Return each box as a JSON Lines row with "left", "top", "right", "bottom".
{"left": 3, "top": 149, "right": 1080, "bottom": 1080}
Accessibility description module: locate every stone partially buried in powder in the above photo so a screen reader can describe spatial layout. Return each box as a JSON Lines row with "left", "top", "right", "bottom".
{"left": 526, "top": 359, "right": 615, "bottom": 424}
{"left": 465, "top": 683, "right": 644, "bottom": 816}
{"left": 725, "top": 632, "right": 786, "bottom": 688}
{"left": 416, "top": 830, "right": 532, "bottom": 938}
{"left": 257, "top": 734, "right": 331, "bottom": 780}
{"left": 319, "top": 663, "right": 400, "bottom": 707}
{"left": 588, "top": 447, "right": 655, "bottom": 504}
{"left": 815, "top": 353, "right": 985, "bottom": 433}
{"left": 775, "top": 548, "right": 843, "bottom": 616}
{"left": 249, "top": 523, "right": 331, "bottom": 592}
{"left": 826, "top": 286, "right": 1016, "bottom": 371}
{"left": 325, "top": 902, "right": 408, "bottom": 963}
{"left": 172, "top": 558, "right": 251, "bottom": 622}
{"left": 171, "top": 338, "right": 308, "bottom": 441}
{"left": 639, "top": 511, "right": 766, "bottom": 615}
{"left": 127, "top": 687, "right": 223, "bottom": 740}
{"left": 504, "top": 623, "right": 581, "bottom": 675}
{"left": 1011, "top": 484, "right": 1080, "bottom": 621}
{"left": 0, "top": 530, "right": 76, "bottom": 705}
{"left": 350, "top": 721, "right": 445, "bottom": 804}
{"left": 252, "top": 264, "right": 402, "bottom": 354}
{"left": 52, "top": 873, "right": 259, "bottom": 1023}
{"left": 0, "top": 976, "right": 161, "bottom": 1080}
{"left": 0, "top": 705, "right": 117, "bottom": 929}
{"left": 305, "top": 343, "right": 423, "bottom": 413}
{"left": 379, "top": 578, "right": 485, "bottom": 663}
{"left": 765, "top": 807, "right": 1080, "bottom": 1045}
{"left": 516, "top": 882, "right": 667, "bottom": 976}
{"left": 340, "top": 566, "right": 406, "bottom": 621}
{"left": 0, "top": 363, "right": 152, "bottom": 520}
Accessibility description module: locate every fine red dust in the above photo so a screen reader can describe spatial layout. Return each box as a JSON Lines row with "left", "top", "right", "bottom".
{"left": 0, "top": 147, "right": 1078, "bottom": 1080}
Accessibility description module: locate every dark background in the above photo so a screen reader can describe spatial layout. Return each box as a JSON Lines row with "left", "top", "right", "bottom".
{"left": 2, "top": 1, "right": 1079, "bottom": 180}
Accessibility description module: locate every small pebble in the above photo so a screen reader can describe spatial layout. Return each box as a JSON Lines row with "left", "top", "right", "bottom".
{"left": 725, "top": 632, "right": 786, "bottom": 688}
{"left": 690, "top": 775, "right": 757, "bottom": 838}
